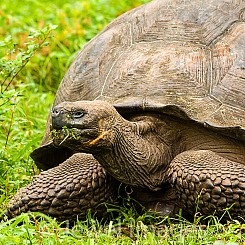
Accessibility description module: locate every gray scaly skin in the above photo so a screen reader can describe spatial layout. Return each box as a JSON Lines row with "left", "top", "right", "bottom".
{"left": 6, "top": 153, "right": 118, "bottom": 221}
{"left": 50, "top": 100, "right": 245, "bottom": 219}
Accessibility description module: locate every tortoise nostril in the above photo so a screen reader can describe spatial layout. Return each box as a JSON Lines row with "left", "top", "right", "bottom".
{"left": 52, "top": 107, "right": 62, "bottom": 117}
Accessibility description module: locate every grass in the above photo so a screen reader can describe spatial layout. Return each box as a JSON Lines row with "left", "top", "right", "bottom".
{"left": 0, "top": 0, "right": 245, "bottom": 244}
{"left": 0, "top": 211, "right": 244, "bottom": 244}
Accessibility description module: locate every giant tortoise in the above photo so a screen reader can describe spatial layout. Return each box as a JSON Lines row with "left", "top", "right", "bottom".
{"left": 6, "top": 0, "right": 245, "bottom": 221}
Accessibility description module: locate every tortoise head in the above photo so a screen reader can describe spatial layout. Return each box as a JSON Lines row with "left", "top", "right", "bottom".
{"left": 50, "top": 100, "right": 124, "bottom": 151}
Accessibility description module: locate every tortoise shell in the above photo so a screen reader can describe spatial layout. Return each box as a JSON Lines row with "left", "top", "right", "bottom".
{"left": 31, "top": 0, "right": 245, "bottom": 170}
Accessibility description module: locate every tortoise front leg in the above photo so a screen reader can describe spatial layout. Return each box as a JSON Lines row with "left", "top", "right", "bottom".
{"left": 167, "top": 150, "right": 245, "bottom": 219}
{"left": 5, "top": 153, "right": 118, "bottom": 221}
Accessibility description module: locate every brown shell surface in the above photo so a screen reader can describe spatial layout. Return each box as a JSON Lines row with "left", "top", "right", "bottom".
{"left": 34, "top": 0, "right": 245, "bottom": 168}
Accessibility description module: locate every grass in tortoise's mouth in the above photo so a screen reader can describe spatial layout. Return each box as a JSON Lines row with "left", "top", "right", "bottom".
{"left": 50, "top": 127, "right": 82, "bottom": 145}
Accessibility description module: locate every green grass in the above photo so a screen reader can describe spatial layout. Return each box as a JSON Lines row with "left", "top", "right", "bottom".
{"left": 0, "top": 0, "right": 150, "bottom": 92}
{"left": 0, "top": 212, "right": 244, "bottom": 244}
{"left": 0, "top": 0, "right": 245, "bottom": 244}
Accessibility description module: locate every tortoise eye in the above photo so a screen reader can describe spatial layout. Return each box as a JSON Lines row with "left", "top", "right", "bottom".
{"left": 72, "top": 111, "right": 84, "bottom": 119}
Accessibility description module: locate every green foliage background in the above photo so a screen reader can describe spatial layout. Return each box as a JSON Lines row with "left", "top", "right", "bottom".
{"left": 0, "top": 0, "right": 245, "bottom": 244}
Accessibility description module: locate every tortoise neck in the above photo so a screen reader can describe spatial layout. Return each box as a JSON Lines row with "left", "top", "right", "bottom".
{"left": 93, "top": 114, "right": 180, "bottom": 191}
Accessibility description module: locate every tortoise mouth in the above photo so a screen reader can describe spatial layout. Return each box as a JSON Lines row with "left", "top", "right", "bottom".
{"left": 50, "top": 127, "right": 99, "bottom": 146}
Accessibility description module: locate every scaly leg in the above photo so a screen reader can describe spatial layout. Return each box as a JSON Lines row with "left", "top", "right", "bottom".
{"left": 167, "top": 150, "right": 245, "bottom": 219}
{"left": 5, "top": 153, "right": 118, "bottom": 221}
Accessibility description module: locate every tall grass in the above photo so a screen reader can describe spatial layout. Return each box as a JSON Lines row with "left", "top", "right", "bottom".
{"left": 0, "top": 0, "right": 150, "bottom": 92}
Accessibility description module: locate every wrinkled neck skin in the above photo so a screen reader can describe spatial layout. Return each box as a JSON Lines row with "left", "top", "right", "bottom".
{"left": 91, "top": 114, "right": 180, "bottom": 191}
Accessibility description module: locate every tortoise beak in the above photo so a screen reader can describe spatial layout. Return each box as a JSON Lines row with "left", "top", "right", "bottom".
{"left": 51, "top": 106, "right": 70, "bottom": 129}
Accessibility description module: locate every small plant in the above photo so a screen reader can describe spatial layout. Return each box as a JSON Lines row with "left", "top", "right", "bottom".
{"left": 0, "top": 25, "right": 57, "bottom": 149}
{"left": 0, "top": 26, "right": 56, "bottom": 211}
{"left": 0, "top": 24, "right": 57, "bottom": 93}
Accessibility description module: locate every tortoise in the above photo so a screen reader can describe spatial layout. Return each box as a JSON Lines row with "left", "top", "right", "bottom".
{"left": 6, "top": 0, "right": 245, "bottom": 221}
